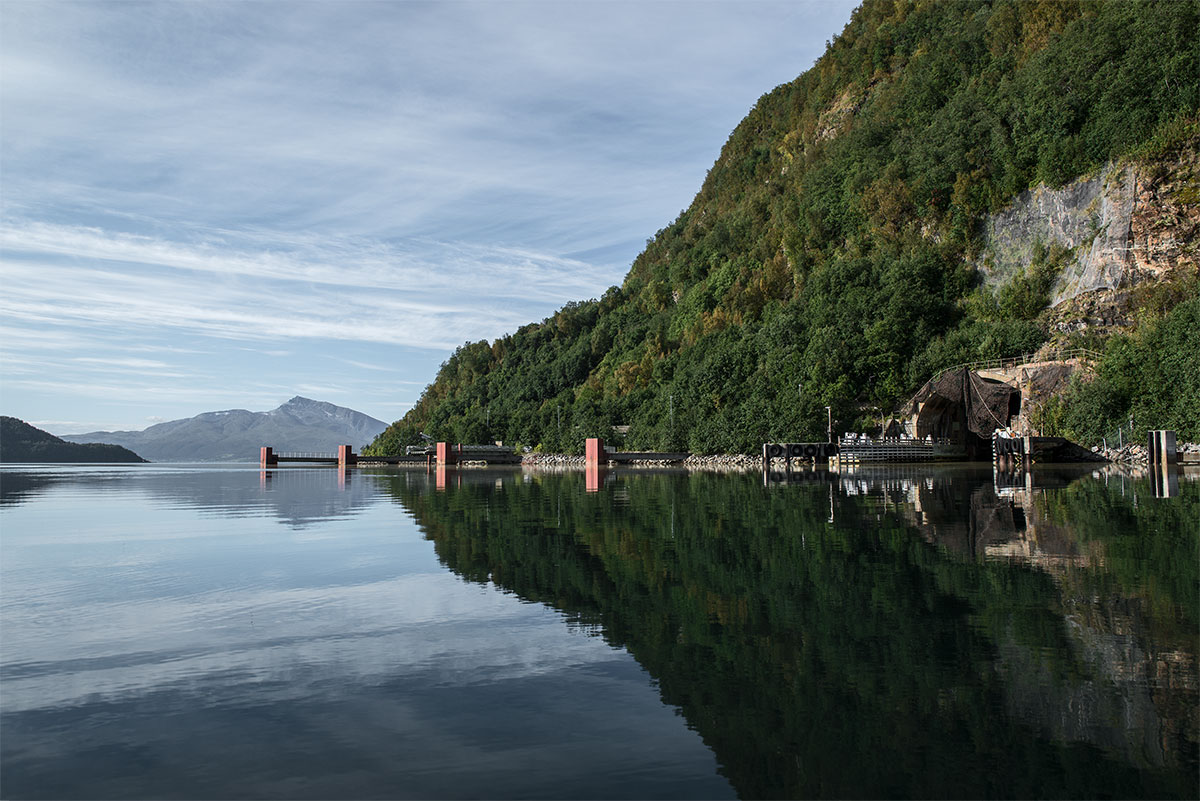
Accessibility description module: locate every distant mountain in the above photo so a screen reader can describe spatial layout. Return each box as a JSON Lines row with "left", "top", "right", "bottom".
{"left": 61, "top": 397, "right": 389, "bottom": 462}
{"left": 1, "top": 417, "right": 147, "bottom": 463}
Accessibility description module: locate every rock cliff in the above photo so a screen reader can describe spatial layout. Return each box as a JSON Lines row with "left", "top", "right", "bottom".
{"left": 982, "top": 146, "right": 1199, "bottom": 309}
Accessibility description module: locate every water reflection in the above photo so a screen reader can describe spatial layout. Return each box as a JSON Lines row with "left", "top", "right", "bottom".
{"left": 379, "top": 464, "right": 1198, "bottom": 799}
{"left": 0, "top": 466, "right": 385, "bottom": 528}
{"left": 1, "top": 465, "right": 731, "bottom": 800}
{"left": 3, "top": 463, "right": 1195, "bottom": 798}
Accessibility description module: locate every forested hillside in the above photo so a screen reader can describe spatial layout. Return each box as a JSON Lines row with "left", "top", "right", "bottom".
{"left": 0, "top": 417, "right": 147, "bottom": 463}
{"left": 369, "top": 0, "right": 1198, "bottom": 456}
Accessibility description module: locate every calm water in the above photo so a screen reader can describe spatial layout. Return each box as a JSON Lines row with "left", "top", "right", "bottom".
{"left": 1, "top": 463, "right": 1196, "bottom": 799}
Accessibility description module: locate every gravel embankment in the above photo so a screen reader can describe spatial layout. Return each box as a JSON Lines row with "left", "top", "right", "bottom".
{"left": 1093, "top": 441, "right": 1199, "bottom": 465}
{"left": 519, "top": 453, "right": 762, "bottom": 470}
{"left": 520, "top": 453, "right": 585, "bottom": 466}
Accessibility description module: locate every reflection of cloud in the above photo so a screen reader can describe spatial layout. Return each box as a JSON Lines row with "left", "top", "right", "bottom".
{"left": 0, "top": 462, "right": 736, "bottom": 798}
{"left": 2, "top": 571, "right": 623, "bottom": 712}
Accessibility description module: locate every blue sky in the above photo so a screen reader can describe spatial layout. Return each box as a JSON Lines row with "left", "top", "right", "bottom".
{"left": 1, "top": 0, "right": 857, "bottom": 434}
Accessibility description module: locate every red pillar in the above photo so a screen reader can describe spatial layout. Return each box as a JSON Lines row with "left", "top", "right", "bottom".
{"left": 436, "top": 442, "right": 456, "bottom": 465}
{"left": 260, "top": 446, "right": 277, "bottom": 468}
{"left": 337, "top": 445, "right": 356, "bottom": 466}
{"left": 585, "top": 437, "right": 605, "bottom": 467}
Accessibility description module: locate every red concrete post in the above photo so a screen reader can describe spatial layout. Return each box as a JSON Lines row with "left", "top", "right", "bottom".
{"left": 585, "top": 437, "right": 605, "bottom": 467}
{"left": 260, "top": 446, "right": 277, "bottom": 468}
{"left": 436, "top": 442, "right": 456, "bottom": 465}
{"left": 337, "top": 445, "right": 356, "bottom": 466}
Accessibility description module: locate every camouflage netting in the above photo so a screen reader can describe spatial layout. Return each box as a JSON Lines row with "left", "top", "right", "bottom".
{"left": 905, "top": 368, "right": 1019, "bottom": 439}
{"left": 1024, "top": 363, "right": 1075, "bottom": 399}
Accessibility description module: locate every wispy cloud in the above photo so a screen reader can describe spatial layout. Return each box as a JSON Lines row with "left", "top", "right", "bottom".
{"left": 0, "top": 0, "right": 857, "bottom": 432}
{"left": 73, "top": 357, "right": 171, "bottom": 369}
{"left": 1, "top": 221, "right": 614, "bottom": 307}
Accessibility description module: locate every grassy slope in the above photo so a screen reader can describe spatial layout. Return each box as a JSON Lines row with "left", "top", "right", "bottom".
{"left": 369, "top": 0, "right": 1198, "bottom": 456}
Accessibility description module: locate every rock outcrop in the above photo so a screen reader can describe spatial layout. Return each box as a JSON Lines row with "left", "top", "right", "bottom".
{"left": 982, "top": 147, "right": 1199, "bottom": 307}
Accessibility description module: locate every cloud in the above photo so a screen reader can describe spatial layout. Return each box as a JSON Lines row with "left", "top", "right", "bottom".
{"left": 0, "top": 243, "right": 569, "bottom": 351}
{"left": 73, "top": 357, "right": 171, "bottom": 369}
{"left": 0, "top": 0, "right": 858, "bottom": 430}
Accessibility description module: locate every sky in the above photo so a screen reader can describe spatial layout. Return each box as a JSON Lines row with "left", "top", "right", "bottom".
{"left": 1, "top": 0, "right": 858, "bottom": 435}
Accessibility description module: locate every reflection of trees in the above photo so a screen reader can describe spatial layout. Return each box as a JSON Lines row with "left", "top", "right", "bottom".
{"left": 379, "top": 469, "right": 1197, "bottom": 799}
{"left": 0, "top": 471, "right": 66, "bottom": 506}
{"left": 879, "top": 466, "right": 1198, "bottom": 778}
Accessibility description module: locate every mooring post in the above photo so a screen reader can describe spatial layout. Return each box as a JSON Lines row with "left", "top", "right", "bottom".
{"left": 1148, "top": 429, "right": 1178, "bottom": 467}
{"left": 436, "top": 442, "right": 456, "bottom": 466}
{"left": 585, "top": 437, "right": 605, "bottom": 467}
{"left": 337, "top": 445, "right": 356, "bottom": 467}
{"left": 260, "top": 446, "right": 277, "bottom": 468}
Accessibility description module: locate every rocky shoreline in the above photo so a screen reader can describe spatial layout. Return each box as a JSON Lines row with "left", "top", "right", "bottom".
{"left": 1093, "top": 440, "right": 1200, "bottom": 466}
{"left": 473, "top": 443, "right": 1200, "bottom": 470}
{"left": 519, "top": 452, "right": 761, "bottom": 470}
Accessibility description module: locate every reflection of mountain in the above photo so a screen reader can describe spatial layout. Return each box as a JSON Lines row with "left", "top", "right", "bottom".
{"left": 378, "top": 467, "right": 1198, "bottom": 799}
{"left": 0, "top": 467, "right": 384, "bottom": 528}
{"left": 0, "top": 471, "right": 66, "bottom": 506}
{"left": 61, "top": 396, "right": 387, "bottom": 462}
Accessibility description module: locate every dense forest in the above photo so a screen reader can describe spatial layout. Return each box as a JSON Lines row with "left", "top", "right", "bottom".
{"left": 368, "top": 0, "right": 1199, "bottom": 456}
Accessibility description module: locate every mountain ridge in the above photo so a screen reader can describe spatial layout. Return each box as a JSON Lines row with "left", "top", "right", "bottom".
{"left": 1, "top": 417, "right": 147, "bottom": 463}
{"left": 62, "top": 397, "right": 388, "bottom": 462}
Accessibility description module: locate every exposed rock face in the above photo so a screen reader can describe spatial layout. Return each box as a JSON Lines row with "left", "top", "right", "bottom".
{"left": 982, "top": 150, "right": 1199, "bottom": 306}
{"left": 1043, "top": 287, "right": 1137, "bottom": 335}
{"left": 1006, "top": 359, "right": 1082, "bottom": 436}
{"left": 1129, "top": 149, "right": 1200, "bottom": 280}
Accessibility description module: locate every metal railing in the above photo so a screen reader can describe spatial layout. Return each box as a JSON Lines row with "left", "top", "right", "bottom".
{"left": 929, "top": 348, "right": 1101, "bottom": 383}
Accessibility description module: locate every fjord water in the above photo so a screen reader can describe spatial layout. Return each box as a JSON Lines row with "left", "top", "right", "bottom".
{"left": 1, "top": 464, "right": 1195, "bottom": 799}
